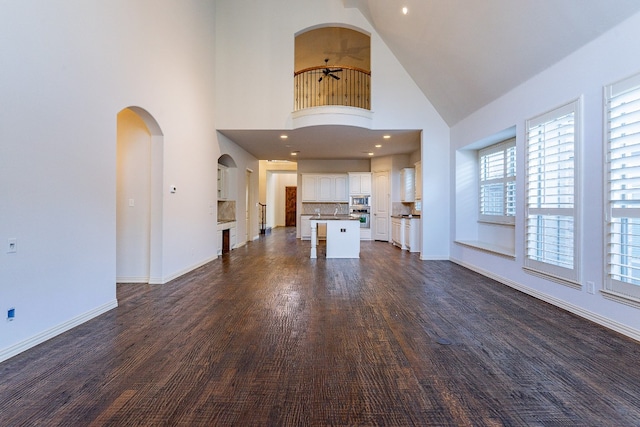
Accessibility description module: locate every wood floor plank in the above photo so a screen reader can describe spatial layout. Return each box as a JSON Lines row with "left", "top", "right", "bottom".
{"left": 0, "top": 227, "right": 639, "bottom": 426}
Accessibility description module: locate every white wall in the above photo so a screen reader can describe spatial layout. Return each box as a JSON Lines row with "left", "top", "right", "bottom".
{"left": 215, "top": 0, "right": 450, "bottom": 259}
{"left": 0, "top": 0, "right": 219, "bottom": 362}
{"left": 450, "top": 11, "right": 640, "bottom": 340}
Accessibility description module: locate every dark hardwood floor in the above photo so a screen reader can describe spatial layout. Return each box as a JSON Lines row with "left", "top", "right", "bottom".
{"left": 1, "top": 227, "right": 639, "bottom": 426}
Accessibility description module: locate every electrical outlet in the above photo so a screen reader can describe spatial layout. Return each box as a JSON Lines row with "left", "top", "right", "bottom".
{"left": 587, "top": 281, "right": 595, "bottom": 295}
{"left": 7, "top": 238, "right": 17, "bottom": 253}
{"left": 7, "top": 308, "right": 15, "bottom": 321}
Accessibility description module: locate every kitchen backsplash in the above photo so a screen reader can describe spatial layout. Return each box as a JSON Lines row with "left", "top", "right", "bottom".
{"left": 301, "top": 203, "right": 349, "bottom": 215}
{"left": 218, "top": 200, "right": 236, "bottom": 222}
{"left": 392, "top": 202, "right": 417, "bottom": 216}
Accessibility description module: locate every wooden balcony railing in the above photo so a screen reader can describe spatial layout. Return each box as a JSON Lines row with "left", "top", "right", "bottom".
{"left": 294, "top": 65, "right": 371, "bottom": 111}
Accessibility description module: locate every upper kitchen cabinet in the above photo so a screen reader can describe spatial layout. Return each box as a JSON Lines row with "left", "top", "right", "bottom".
{"left": 218, "top": 154, "right": 237, "bottom": 201}
{"left": 349, "top": 172, "right": 372, "bottom": 195}
{"left": 302, "top": 174, "right": 348, "bottom": 202}
{"left": 218, "top": 165, "right": 229, "bottom": 200}
{"left": 302, "top": 174, "right": 318, "bottom": 201}
{"left": 400, "top": 167, "right": 415, "bottom": 202}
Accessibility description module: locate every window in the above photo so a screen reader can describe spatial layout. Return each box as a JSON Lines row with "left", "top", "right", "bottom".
{"left": 479, "top": 138, "right": 516, "bottom": 224}
{"left": 524, "top": 100, "right": 580, "bottom": 285}
{"left": 606, "top": 72, "right": 640, "bottom": 301}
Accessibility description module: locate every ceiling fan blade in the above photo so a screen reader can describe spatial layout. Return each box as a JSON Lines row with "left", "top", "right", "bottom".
{"left": 329, "top": 68, "right": 343, "bottom": 73}
{"left": 330, "top": 73, "right": 340, "bottom": 80}
{"left": 318, "top": 76, "right": 323, "bottom": 82}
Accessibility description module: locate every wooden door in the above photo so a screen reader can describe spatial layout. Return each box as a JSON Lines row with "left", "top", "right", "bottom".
{"left": 285, "top": 186, "right": 297, "bottom": 227}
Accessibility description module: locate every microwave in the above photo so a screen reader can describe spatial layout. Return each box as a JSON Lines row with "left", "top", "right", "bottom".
{"left": 350, "top": 196, "right": 370, "bottom": 206}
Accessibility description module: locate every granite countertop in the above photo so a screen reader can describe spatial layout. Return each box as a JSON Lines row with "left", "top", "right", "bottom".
{"left": 217, "top": 219, "right": 236, "bottom": 224}
{"left": 310, "top": 214, "right": 360, "bottom": 221}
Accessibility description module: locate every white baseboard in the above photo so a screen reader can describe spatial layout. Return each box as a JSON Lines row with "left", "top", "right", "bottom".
{"left": 450, "top": 257, "right": 640, "bottom": 343}
{"left": 116, "top": 276, "right": 149, "bottom": 283}
{"left": 0, "top": 299, "right": 118, "bottom": 363}
{"left": 420, "top": 254, "right": 448, "bottom": 261}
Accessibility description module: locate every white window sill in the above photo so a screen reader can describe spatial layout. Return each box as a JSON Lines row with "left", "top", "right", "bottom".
{"left": 455, "top": 240, "right": 515, "bottom": 259}
{"left": 522, "top": 266, "right": 581, "bottom": 290}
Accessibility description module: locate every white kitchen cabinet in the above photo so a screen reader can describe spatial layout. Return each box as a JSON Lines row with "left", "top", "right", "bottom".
{"left": 301, "top": 174, "right": 348, "bottom": 202}
{"left": 400, "top": 168, "right": 415, "bottom": 202}
{"left": 217, "top": 165, "right": 229, "bottom": 200}
{"left": 360, "top": 228, "right": 372, "bottom": 240}
{"left": 217, "top": 221, "right": 237, "bottom": 255}
{"left": 301, "top": 175, "right": 318, "bottom": 201}
{"left": 334, "top": 175, "right": 349, "bottom": 201}
{"left": 414, "top": 161, "right": 422, "bottom": 200}
{"left": 391, "top": 217, "right": 403, "bottom": 248}
{"left": 392, "top": 216, "right": 419, "bottom": 252}
{"left": 317, "top": 175, "right": 333, "bottom": 201}
{"left": 403, "top": 218, "right": 420, "bottom": 252}
{"left": 301, "top": 215, "right": 312, "bottom": 240}
{"left": 349, "top": 172, "right": 372, "bottom": 195}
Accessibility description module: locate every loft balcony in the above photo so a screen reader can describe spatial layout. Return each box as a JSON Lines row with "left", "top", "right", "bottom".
{"left": 293, "top": 64, "right": 371, "bottom": 111}
{"left": 292, "top": 63, "right": 372, "bottom": 129}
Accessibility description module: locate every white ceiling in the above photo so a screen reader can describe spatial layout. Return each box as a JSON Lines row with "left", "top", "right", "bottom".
{"left": 219, "top": 127, "right": 421, "bottom": 161}
{"left": 222, "top": 0, "right": 640, "bottom": 161}
{"left": 349, "top": 0, "right": 640, "bottom": 126}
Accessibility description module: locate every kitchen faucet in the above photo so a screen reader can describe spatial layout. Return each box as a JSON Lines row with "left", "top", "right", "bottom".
{"left": 334, "top": 203, "right": 341, "bottom": 216}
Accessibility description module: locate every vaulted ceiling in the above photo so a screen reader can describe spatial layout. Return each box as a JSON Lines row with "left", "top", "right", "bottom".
{"left": 346, "top": 0, "right": 640, "bottom": 126}
{"left": 223, "top": 1, "right": 640, "bottom": 160}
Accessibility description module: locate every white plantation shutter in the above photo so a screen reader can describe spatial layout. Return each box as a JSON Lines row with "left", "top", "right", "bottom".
{"left": 606, "top": 72, "right": 640, "bottom": 300}
{"left": 525, "top": 100, "right": 580, "bottom": 284}
{"left": 479, "top": 138, "right": 516, "bottom": 224}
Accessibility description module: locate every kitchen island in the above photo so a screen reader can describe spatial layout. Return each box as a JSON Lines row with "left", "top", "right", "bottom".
{"left": 310, "top": 215, "right": 360, "bottom": 259}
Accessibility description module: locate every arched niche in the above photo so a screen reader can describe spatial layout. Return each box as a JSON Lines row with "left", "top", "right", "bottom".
{"left": 218, "top": 154, "right": 237, "bottom": 168}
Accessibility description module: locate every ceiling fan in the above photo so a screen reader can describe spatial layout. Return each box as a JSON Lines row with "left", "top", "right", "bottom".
{"left": 318, "top": 58, "right": 342, "bottom": 82}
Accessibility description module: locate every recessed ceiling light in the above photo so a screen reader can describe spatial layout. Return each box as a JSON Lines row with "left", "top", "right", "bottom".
{"left": 383, "top": 135, "right": 391, "bottom": 139}
{"left": 375, "top": 144, "right": 382, "bottom": 148}
{"left": 402, "top": 6, "right": 408, "bottom": 15}
{"left": 280, "top": 135, "right": 288, "bottom": 139}
{"left": 368, "top": 152, "right": 374, "bottom": 156}
{"left": 291, "top": 151, "right": 299, "bottom": 156}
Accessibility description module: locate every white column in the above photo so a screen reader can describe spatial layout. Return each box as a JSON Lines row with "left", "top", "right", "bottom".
{"left": 310, "top": 220, "right": 318, "bottom": 258}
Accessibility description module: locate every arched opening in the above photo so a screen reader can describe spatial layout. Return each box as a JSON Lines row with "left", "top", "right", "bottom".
{"left": 116, "top": 107, "right": 164, "bottom": 284}
{"left": 294, "top": 26, "right": 371, "bottom": 110}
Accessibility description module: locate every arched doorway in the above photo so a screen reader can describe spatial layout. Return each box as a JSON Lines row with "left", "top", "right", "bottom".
{"left": 116, "top": 107, "right": 164, "bottom": 284}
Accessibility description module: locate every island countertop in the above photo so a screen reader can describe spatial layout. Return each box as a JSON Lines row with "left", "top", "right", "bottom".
{"left": 310, "top": 215, "right": 360, "bottom": 221}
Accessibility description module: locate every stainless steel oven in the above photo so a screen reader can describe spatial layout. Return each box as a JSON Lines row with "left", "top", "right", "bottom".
{"left": 350, "top": 207, "right": 370, "bottom": 228}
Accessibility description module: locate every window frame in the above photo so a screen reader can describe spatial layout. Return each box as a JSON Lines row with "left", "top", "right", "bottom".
{"left": 605, "top": 71, "right": 640, "bottom": 304}
{"left": 524, "top": 99, "right": 581, "bottom": 287}
{"left": 478, "top": 138, "right": 516, "bottom": 225}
